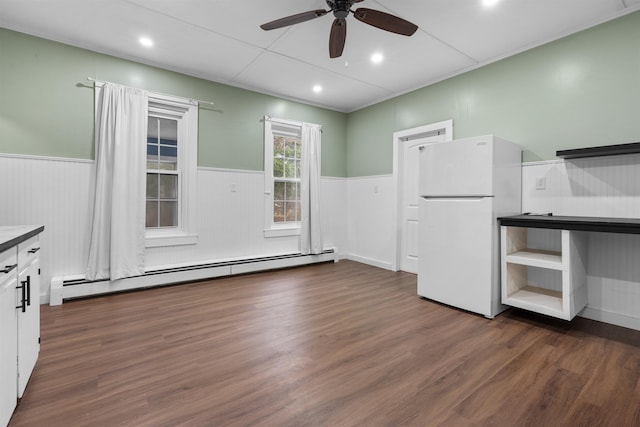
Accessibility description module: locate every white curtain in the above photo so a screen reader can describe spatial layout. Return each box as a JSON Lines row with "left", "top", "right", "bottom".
{"left": 300, "top": 122, "right": 323, "bottom": 255}
{"left": 86, "top": 82, "right": 148, "bottom": 281}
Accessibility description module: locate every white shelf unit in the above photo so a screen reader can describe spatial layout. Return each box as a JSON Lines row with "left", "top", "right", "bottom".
{"left": 501, "top": 226, "right": 588, "bottom": 320}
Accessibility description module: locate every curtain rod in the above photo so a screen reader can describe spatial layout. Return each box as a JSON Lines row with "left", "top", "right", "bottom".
{"left": 264, "top": 115, "right": 323, "bottom": 131}
{"left": 86, "top": 77, "right": 215, "bottom": 107}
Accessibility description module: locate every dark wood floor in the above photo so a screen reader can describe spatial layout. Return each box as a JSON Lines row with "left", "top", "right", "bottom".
{"left": 9, "top": 260, "right": 640, "bottom": 426}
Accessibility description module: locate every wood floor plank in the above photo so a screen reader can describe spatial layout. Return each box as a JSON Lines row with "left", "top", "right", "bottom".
{"left": 9, "top": 260, "right": 640, "bottom": 426}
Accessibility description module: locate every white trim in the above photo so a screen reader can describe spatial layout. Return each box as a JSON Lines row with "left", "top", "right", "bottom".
{"left": 145, "top": 233, "right": 198, "bottom": 248}
{"left": 263, "top": 116, "right": 306, "bottom": 237}
{"left": 522, "top": 159, "right": 563, "bottom": 167}
{"left": 391, "top": 120, "right": 454, "bottom": 271}
{"left": 346, "top": 254, "right": 394, "bottom": 271}
{"left": 580, "top": 307, "right": 640, "bottom": 332}
{"left": 320, "top": 175, "right": 348, "bottom": 181}
{"left": 144, "top": 90, "right": 199, "bottom": 247}
{"left": 264, "top": 227, "right": 301, "bottom": 238}
{"left": 346, "top": 174, "right": 393, "bottom": 180}
{"left": 198, "top": 166, "right": 264, "bottom": 174}
{"left": 0, "top": 152, "right": 94, "bottom": 164}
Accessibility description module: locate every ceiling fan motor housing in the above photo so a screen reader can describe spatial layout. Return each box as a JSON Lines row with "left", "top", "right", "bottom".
{"left": 328, "top": 0, "right": 352, "bottom": 19}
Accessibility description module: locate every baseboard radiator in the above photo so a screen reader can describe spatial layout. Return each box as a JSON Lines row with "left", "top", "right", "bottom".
{"left": 49, "top": 249, "right": 336, "bottom": 305}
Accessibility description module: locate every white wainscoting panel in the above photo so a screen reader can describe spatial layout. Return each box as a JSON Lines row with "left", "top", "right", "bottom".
{"left": 145, "top": 168, "right": 348, "bottom": 269}
{"left": 346, "top": 175, "right": 395, "bottom": 270}
{"left": 523, "top": 156, "right": 640, "bottom": 330}
{"left": 0, "top": 154, "right": 347, "bottom": 303}
{"left": 0, "top": 154, "right": 93, "bottom": 303}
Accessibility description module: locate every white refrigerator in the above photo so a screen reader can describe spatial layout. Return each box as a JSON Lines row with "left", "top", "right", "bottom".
{"left": 417, "top": 135, "right": 521, "bottom": 318}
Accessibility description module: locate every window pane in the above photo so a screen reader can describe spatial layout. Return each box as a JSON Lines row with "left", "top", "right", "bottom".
{"left": 159, "top": 146, "right": 177, "bottom": 170}
{"left": 146, "top": 174, "right": 158, "bottom": 199}
{"left": 285, "top": 182, "right": 298, "bottom": 200}
{"left": 146, "top": 201, "right": 158, "bottom": 228}
{"left": 147, "top": 118, "right": 159, "bottom": 169}
{"left": 159, "top": 174, "right": 177, "bottom": 199}
{"left": 284, "top": 160, "right": 295, "bottom": 178}
{"left": 274, "top": 137, "right": 285, "bottom": 158}
{"left": 273, "top": 201, "right": 285, "bottom": 223}
{"left": 274, "top": 181, "right": 285, "bottom": 201}
{"left": 295, "top": 201, "right": 301, "bottom": 221}
{"left": 159, "top": 201, "right": 177, "bottom": 227}
{"left": 295, "top": 160, "right": 301, "bottom": 179}
{"left": 285, "top": 140, "right": 296, "bottom": 158}
{"left": 285, "top": 202, "right": 300, "bottom": 222}
{"left": 157, "top": 162, "right": 176, "bottom": 171}
{"left": 273, "top": 158, "right": 284, "bottom": 178}
{"left": 295, "top": 140, "right": 302, "bottom": 159}
{"left": 158, "top": 118, "right": 177, "bottom": 146}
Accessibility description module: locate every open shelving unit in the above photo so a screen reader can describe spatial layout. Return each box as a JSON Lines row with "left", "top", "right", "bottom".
{"left": 500, "top": 226, "right": 587, "bottom": 320}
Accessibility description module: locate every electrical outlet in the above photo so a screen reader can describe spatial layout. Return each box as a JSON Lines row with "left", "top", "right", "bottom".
{"left": 230, "top": 183, "right": 237, "bottom": 192}
{"left": 535, "top": 177, "right": 546, "bottom": 190}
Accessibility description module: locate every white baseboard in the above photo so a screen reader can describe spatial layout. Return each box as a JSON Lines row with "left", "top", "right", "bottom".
{"left": 49, "top": 251, "right": 336, "bottom": 305}
{"left": 346, "top": 254, "right": 394, "bottom": 271}
{"left": 579, "top": 306, "right": 640, "bottom": 331}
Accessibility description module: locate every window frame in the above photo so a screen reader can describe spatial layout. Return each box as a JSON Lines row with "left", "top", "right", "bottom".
{"left": 264, "top": 117, "right": 303, "bottom": 238}
{"left": 145, "top": 93, "right": 198, "bottom": 247}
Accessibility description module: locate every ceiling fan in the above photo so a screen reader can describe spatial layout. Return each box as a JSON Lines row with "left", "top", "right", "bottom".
{"left": 260, "top": 0, "right": 418, "bottom": 58}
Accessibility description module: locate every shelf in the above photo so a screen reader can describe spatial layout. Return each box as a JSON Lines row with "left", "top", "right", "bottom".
{"left": 556, "top": 142, "right": 640, "bottom": 159}
{"left": 501, "top": 226, "right": 587, "bottom": 321}
{"left": 498, "top": 215, "right": 640, "bottom": 235}
{"left": 504, "top": 286, "right": 564, "bottom": 318}
{"left": 505, "top": 249, "right": 562, "bottom": 270}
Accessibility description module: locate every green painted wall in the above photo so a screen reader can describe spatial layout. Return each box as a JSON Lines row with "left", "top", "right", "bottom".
{"left": 0, "top": 28, "right": 348, "bottom": 177}
{"left": 347, "top": 11, "right": 640, "bottom": 177}
{"left": 4, "top": 10, "right": 640, "bottom": 179}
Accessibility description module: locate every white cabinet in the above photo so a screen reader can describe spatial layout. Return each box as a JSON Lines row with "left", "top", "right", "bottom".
{"left": 16, "top": 236, "right": 41, "bottom": 398}
{"left": 0, "top": 227, "right": 42, "bottom": 427}
{"left": 501, "top": 226, "right": 588, "bottom": 320}
{"left": 0, "top": 249, "right": 18, "bottom": 427}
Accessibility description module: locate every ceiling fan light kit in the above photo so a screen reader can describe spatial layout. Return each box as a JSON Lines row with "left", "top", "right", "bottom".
{"left": 260, "top": 0, "right": 418, "bottom": 58}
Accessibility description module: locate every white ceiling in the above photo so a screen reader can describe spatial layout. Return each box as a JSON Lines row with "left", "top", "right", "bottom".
{"left": 1, "top": 0, "right": 639, "bottom": 112}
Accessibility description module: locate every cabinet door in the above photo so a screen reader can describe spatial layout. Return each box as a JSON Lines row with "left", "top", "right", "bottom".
{"left": 17, "top": 257, "right": 40, "bottom": 398}
{"left": 0, "top": 276, "right": 18, "bottom": 427}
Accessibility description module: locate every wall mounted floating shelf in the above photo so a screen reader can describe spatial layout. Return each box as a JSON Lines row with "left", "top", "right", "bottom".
{"left": 556, "top": 142, "right": 640, "bottom": 159}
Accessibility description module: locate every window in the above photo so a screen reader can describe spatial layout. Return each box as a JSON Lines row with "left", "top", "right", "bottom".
{"left": 146, "top": 117, "right": 178, "bottom": 228}
{"left": 145, "top": 94, "right": 198, "bottom": 247}
{"left": 273, "top": 135, "right": 302, "bottom": 223}
{"left": 264, "top": 118, "right": 303, "bottom": 237}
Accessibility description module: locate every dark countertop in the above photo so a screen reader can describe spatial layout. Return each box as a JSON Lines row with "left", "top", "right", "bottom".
{"left": 498, "top": 215, "right": 640, "bottom": 234}
{"left": 0, "top": 226, "right": 45, "bottom": 254}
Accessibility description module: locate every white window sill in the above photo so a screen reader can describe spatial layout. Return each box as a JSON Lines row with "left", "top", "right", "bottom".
{"left": 264, "top": 227, "right": 300, "bottom": 238}
{"left": 145, "top": 231, "right": 198, "bottom": 248}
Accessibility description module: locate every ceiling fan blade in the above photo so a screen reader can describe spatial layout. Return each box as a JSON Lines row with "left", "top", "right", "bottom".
{"left": 260, "top": 9, "right": 329, "bottom": 30}
{"left": 329, "top": 18, "right": 347, "bottom": 58}
{"left": 353, "top": 8, "right": 418, "bottom": 36}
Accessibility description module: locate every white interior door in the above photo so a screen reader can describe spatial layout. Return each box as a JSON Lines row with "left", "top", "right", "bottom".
{"left": 399, "top": 134, "right": 446, "bottom": 273}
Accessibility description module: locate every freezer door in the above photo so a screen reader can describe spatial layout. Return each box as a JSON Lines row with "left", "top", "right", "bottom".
{"left": 418, "top": 197, "right": 496, "bottom": 317}
{"left": 419, "top": 136, "right": 494, "bottom": 197}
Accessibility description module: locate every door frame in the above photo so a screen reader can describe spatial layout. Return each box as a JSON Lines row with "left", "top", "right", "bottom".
{"left": 391, "top": 120, "right": 454, "bottom": 272}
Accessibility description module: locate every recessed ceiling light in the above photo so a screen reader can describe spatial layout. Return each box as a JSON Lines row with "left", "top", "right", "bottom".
{"left": 371, "top": 52, "right": 384, "bottom": 64}
{"left": 482, "top": 0, "right": 500, "bottom": 7}
{"left": 139, "top": 36, "right": 154, "bottom": 47}
{"left": 312, "top": 85, "right": 323, "bottom": 94}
